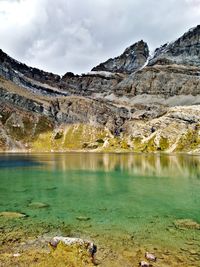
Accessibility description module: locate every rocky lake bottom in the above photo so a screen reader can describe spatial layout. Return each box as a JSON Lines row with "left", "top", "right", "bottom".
{"left": 0, "top": 153, "right": 200, "bottom": 266}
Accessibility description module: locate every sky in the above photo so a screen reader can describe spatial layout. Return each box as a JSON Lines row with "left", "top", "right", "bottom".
{"left": 0, "top": 0, "right": 199, "bottom": 75}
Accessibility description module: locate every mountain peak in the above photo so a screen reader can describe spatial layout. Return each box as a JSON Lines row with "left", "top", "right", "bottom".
{"left": 148, "top": 24, "right": 200, "bottom": 67}
{"left": 92, "top": 40, "right": 149, "bottom": 73}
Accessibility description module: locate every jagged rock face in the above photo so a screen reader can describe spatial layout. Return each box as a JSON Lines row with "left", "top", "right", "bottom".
{"left": 0, "top": 49, "right": 60, "bottom": 86}
{"left": 149, "top": 25, "right": 200, "bottom": 67}
{"left": 60, "top": 72, "right": 125, "bottom": 95}
{"left": 0, "top": 76, "right": 130, "bottom": 134}
{"left": 0, "top": 49, "right": 125, "bottom": 97}
{"left": 0, "top": 87, "right": 52, "bottom": 117}
{"left": 53, "top": 96, "right": 130, "bottom": 132}
{"left": 0, "top": 51, "right": 70, "bottom": 98}
{"left": 116, "top": 64, "right": 200, "bottom": 99}
{"left": 92, "top": 40, "right": 149, "bottom": 73}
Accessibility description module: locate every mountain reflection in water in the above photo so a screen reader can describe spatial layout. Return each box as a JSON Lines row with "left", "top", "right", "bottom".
{"left": 13, "top": 153, "right": 200, "bottom": 179}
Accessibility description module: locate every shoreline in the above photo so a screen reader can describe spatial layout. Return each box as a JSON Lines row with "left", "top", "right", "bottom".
{"left": 1, "top": 217, "right": 200, "bottom": 267}
{"left": 0, "top": 150, "right": 200, "bottom": 156}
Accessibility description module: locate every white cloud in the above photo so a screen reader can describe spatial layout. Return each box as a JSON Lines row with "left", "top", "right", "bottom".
{"left": 0, "top": 0, "right": 199, "bottom": 74}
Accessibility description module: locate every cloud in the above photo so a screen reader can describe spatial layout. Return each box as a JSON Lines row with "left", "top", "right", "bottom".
{"left": 0, "top": 0, "right": 199, "bottom": 74}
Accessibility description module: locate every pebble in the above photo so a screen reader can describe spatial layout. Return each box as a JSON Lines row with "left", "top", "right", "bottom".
{"left": 13, "top": 253, "right": 21, "bottom": 257}
{"left": 180, "top": 247, "right": 188, "bottom": 252}
{"left": 186, "top": 241, "right": 195, "bottom": 245}
{"left": 163, "top": 250, "right": 170, "bottom": 255}
{"left": 139, "top": 261, "right": 150, "bottom": 267}
{"left": 76, "top": 216, "right": 91, "bottom": 221}
{"left": 166, "top": 227, "right": 176, "bottom": 233}
{"left": 145, "top": 252, "right": 157, "bottom": 261}
{"left": 189, "top": 250, "right": 198, "bottom": 255}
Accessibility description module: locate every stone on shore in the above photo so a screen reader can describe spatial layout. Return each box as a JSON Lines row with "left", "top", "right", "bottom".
{"left": 145, "top": 252, "right": 157, "bottom": 261}
{"left": 139, "top": 261, "right": 150, "bottom": 267}
{"left": 49, "top": 236, "right": 97, "bottom": 266}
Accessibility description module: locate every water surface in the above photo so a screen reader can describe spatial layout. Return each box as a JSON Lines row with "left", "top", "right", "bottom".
{"left": 0, "top": 153, "right": 200, "bottom": 249}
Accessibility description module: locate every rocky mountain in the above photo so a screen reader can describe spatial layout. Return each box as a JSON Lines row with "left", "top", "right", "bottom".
{"left": 0, "top": 25, "right": 199, "bottom": 153}
{"left": 92, "top": 40, "right": 149, "bottom": 73}
{"left": 148, "top": 25, "right": 200, "bottom": 67}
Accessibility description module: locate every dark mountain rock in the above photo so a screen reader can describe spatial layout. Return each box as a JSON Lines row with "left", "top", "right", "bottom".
{"left": 92, "top": 40, "right": 149, "bottom": 73}
{"left": 0, "top": 49, "right": 60, "bottom": 86}
{"left": 149, "top": 25, "right": 200, "bottom": 67}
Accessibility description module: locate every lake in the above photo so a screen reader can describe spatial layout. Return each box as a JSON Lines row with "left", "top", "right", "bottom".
{"left": 0, "top": 153, "right": 200, "bottom": 266}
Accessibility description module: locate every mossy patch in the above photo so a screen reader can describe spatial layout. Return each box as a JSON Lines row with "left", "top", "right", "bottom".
{"left": 158, "top": 137, "right": 170, "bottom": 151}
{"left": 175, "top": 126, "right": 200, "bottom": 152}
{"left": 31, "top": 132, "right": 52, "bottom": 151}
{"left": 131, "top": 137, "right": 147, "bottom": 152}
{"left": 143, "top": 136, "right": 157, "bottom": 152}
{"left": 32, "top": 124, "right": 109, "bottom": 151}
{"left": 101, "top": 136, "right": 131, "bottom": 152}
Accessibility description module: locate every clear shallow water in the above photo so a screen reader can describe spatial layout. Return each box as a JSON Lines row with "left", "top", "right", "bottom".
{"left": 0, "top": 153, "right": 200, "bottom": 249}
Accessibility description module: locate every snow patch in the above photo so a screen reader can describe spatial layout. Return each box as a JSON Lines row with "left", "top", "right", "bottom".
{"left": 83, "top": 71, "right": 115, "bottom": 78}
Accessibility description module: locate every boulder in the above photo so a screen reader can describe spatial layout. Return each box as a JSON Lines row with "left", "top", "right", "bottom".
{"left": 49, "top": 236, "right": 97, "bottom": 264}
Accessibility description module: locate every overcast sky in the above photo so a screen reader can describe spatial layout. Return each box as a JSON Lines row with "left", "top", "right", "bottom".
{"left": 0, "top": 0, "right": 199, "bottom": 75}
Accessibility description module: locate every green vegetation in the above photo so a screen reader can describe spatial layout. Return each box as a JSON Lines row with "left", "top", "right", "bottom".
{"left": 32, "top": 124, "right": 109, "bottom": 151}
{"left": 158, "top": 136, "right": 170, "bottom": 151}
{"left": 175, "top": 125, "right": 200, "bottom": 152}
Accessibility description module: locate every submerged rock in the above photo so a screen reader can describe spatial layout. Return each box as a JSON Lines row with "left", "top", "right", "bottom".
{"left": 174, "top": 219, "right": 200, "bottom": 230}
{"left": 0, "top": 211, "right": 27, "bottom": 218}
{"left": 28, "top": 202, "right": 49, "bottom": 209}
{"left": 45, "top": 187, "right": 57, "bottom": 191}
{"left": 189, "top": 249, "right": 198, "bottom": 255}
{"left": 76, "top": 216, "right": 91, "bottom": 221}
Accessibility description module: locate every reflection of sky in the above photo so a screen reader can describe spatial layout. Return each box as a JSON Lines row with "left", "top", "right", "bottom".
{"left": 4, "top": 153, "right": 199, "bottom": 179}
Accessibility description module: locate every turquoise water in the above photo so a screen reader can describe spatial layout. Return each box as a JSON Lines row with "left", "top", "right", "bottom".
{"left": 0, "top": 153, "right": 200, "bottom": 249}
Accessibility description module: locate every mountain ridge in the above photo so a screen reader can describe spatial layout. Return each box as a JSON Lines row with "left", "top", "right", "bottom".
{"left": 0, "top": 25, "right": 199, "bottom": 153}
